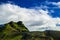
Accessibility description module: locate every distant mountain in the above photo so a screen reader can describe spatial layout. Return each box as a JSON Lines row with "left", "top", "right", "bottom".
{"left": 0, "top": 21, "right": 60, "bottom": 40}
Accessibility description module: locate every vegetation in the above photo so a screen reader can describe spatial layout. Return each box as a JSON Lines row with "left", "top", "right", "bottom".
{"left": 0, "top": 21, "right": 60, "bottom": 40}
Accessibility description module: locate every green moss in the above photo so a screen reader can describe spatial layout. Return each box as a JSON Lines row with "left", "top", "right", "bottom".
{"left": 0, "top": 21, "right": 60, "bottom": 40}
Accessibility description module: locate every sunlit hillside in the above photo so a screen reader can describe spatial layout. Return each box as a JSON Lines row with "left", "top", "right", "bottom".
{"left": 0, "top": 21, "right": 60, "bottom": 40}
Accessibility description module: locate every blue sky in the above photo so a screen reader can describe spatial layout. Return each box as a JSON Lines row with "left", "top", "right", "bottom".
{"left": 0, "top": 0, "right": 60, "bottom": 31}
{"left": 0, "top": 0, "right": 60, "bottom": 18}
{"left": 0, "top": 0, "right": 60, "bottom": 7}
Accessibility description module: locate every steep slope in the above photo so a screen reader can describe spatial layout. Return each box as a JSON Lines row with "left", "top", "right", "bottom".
{"left": 0, "top": 21, "right": 60, "bottom": 40}
{"left": 0, "top": 21, "right": 29, "bottom": 40}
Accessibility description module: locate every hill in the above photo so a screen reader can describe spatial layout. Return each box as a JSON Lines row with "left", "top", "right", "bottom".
{"left": 0, "top": 21, "right": 60, "bottom": 40}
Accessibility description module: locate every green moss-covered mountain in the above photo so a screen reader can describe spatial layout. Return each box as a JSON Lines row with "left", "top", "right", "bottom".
{"left": 0, "top": 21, "right": 60, "bottom": 40}
{"left": 0, "top": 21, "right": 29, "bottom": 40}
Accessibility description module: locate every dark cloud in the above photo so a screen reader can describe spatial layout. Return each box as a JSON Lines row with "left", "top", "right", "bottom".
{"left": 29, "top": 21, "right": 44, "bottom": 26}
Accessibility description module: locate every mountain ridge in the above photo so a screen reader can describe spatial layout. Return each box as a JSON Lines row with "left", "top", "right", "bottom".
{"left": 0, "top": 21, "right": 60, "bottom": 40}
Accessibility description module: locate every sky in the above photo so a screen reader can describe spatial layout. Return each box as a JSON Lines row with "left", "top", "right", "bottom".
{"left": 0, "top": 0, "right": 60, "bottom": 31}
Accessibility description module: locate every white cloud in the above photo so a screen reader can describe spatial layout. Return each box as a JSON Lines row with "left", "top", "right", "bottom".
{"left": 50, "top": 10, "right": 54, "bottom": 13}
{"left": 0, "top": 3, "right": 60, "bottom": 31}
{"left": 50, "top": 2, "right": 60, "bottom": 8}
{"left": 52, "top": 2, "right": 60, "bottom": 5}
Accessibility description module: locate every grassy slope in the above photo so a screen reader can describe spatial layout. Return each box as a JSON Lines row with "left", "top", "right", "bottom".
{"left": 0, "top": 21, "right": 60, "bottom": 40}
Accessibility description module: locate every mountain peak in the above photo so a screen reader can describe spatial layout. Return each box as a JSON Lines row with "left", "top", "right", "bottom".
{"left": 0, "top": 21, "right": 29, "bottom": 32}
{"left": 17, "top": 21, "right": 22, "bottom": 25}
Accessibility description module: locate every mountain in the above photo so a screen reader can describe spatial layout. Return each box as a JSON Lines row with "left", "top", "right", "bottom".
{"left": 0, "top": 21, "right": 60, "bottom": 40}
{"left": 0, "top": 21, "right": 29, "bottom": 40}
